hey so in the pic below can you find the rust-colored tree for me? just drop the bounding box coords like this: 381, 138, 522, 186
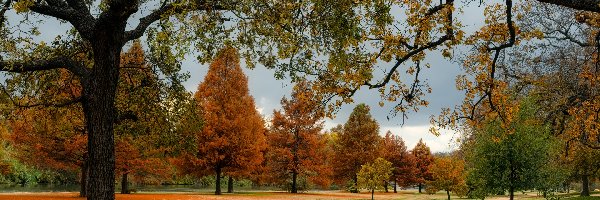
426, 156, 467, 200
333, 104, 381, 192
189, 47, 267, 195
268, 81, 332, 193
412, 139, 434, 193
379, 131, 416, 193
6, 70, 88, 195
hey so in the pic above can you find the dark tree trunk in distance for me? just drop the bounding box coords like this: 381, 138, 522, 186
351, 173, 359, 193
227, 176, 234, 193
371, 189, 374, 200
121, 173, 129, 194
215, 167, 222, 195
384, 181, 388, 193
581, 175, 590, 196
509, 186, 514, 200
393, 181, 397, 193
419, 183, 423, 193
291, 172, 298, 193
446, 190, 450, 200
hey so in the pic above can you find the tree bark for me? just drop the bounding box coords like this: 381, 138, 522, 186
215, 167, 222, 195
393, 181, 397, 193
291, 172, 298, 193
227, 176, 234, 193
509, 186, 514, 200
79, 162, 88, 197
84, 34, 122, 200
121, 173, 129, 194
446, 190, 450, 200
418, 183, 422, 193
581, 175, 590, 196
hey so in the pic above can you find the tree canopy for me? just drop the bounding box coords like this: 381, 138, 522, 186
184, 46, 266, 195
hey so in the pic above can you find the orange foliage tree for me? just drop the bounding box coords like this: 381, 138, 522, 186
268, 81, 332, 193
379, 131, 416, 193
5, 42, 175, 196
6, 68, 87, 194
412, 139, 434, 193
426, 156, 467, 200
187, 47, 267, 195
333, 104, 381, 192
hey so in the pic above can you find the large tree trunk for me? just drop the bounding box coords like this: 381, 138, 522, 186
121, 173, 129, 194
84, 29, 123, 200
581, 175, 590, 196
79, 162, 88, 197
215, 167, 222, 195
227, 176, 234, 193
291, 172, 298, 193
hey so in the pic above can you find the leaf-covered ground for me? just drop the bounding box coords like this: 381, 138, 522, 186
0, 191, 598, 200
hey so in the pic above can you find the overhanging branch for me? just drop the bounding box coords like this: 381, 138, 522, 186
0, 57, 89, 77
123, 0, 227, 42
536, 0, 600, 13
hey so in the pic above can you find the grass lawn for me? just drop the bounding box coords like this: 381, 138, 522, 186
0, 190, 598, 200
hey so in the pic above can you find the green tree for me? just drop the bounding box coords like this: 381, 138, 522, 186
464, 99, 559, 200
333, 104, 380, 192
357, 157, 393, 200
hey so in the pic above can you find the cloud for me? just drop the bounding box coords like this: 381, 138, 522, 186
381, 125, 460, 153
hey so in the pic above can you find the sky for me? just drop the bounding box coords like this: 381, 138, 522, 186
2, 1, 489, 153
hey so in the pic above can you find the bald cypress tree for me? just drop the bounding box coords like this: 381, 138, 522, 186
190, 47, 267, 195
333, 104, 381, 192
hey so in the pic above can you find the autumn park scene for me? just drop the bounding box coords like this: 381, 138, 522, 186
2, 0, 600, 200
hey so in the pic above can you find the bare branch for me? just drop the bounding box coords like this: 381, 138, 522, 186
0, 85, 83, 108
123, 3, 176, 42
123, 0, 228, 42
536, 0, 600, 13
0, 0, 11, 28
0, 57, 89, 77
28, 2, 96, 38
365, 0, 454, 90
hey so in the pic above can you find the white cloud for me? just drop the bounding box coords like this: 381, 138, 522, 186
381, 125, 459, 153
322, 120, 459, 153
